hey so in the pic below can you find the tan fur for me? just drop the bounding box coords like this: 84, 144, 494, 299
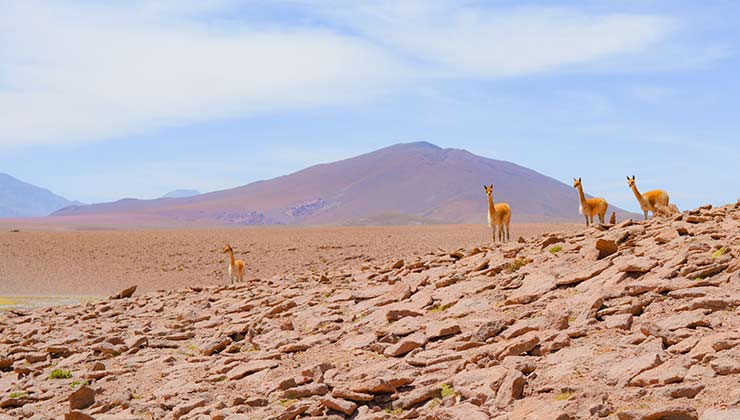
573, 178, 608, 227
627, 176, 670, 220
223, 244, 246, 284
484, 185, 512, 242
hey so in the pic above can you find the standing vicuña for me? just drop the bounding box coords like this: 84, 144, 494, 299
484, 184, 512, 242
627, 175, 670, 220
573, 178, 609, 227
223, 244, 246, 284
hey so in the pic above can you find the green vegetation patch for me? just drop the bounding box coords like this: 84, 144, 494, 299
549, 245, 562, 254
49, 369, 72, 379
504, 257, 533, 274
428, 303, 454, 313
8, 391, 28, 399
440, 383, 456, 398
712, 247, 727, 258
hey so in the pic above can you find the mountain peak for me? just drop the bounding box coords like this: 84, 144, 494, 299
388, 141, 443, 151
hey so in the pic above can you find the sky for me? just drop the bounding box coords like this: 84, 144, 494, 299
1, 0, 739, 213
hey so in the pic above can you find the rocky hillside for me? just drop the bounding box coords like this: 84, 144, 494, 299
2, 204, 740, 420
52, 142, 638, 225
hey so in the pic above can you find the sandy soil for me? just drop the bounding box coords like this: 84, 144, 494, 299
0, 223, 577, 296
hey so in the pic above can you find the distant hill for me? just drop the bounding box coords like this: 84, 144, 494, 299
53, 142, 637, 225
161, 189, 200, 199
0, 173, 75, 217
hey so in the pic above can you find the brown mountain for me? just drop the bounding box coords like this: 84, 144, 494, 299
53, 142, 636, 225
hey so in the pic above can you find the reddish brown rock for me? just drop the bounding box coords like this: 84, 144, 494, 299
69, 385, 95, 410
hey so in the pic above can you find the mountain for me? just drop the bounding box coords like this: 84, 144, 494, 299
0, 173, 75, 217
161, 189, 200, 199
53, 142, 637, 225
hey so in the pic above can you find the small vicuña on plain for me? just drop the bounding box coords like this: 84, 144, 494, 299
484, 184, 512, 242
223, 244, 246, 284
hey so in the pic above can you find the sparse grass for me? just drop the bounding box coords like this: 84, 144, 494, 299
693, 276, 704, 281
428, 303, 454, 313
712, 247, 727, 258
279, 398, 299, 407
440, 383, 455, 398
70, 380, 90, 388
554, 391, 577, 401
384, 407, 404, 415
549, 245, 562, 254
322, 292, 332, 299
49, 369, 72, 379
8, 391, 28, 399
504, 257, 533, 274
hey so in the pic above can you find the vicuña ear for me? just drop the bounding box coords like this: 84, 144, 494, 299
578, 178, 582, 182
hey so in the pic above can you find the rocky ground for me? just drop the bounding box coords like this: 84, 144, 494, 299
2, 205, 740, 419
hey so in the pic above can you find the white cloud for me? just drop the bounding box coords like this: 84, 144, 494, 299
313, 1, 676, 77
0, 0, 681, 148
0, 1, 409, 147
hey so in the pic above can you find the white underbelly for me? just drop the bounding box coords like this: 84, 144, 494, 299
578, 204, 583, 215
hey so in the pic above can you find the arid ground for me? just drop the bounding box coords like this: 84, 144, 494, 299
0, 223, 577, 296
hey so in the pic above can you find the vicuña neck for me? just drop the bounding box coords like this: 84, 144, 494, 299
487, 195, 496, 214
630, 184, 647, 206
576, 185, 587, 205
227, 250, 236, 266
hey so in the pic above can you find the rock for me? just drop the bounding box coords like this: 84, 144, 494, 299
384, 332, 427, 357
556, 260, 610, 286
495, 370, 525, 408
498, 331, 540, 359
69, 385, 95, 410
331, 388, 374, 402
616, 406, 698, 420
201, 336, 232, 356
65, 412, 95, 420
351, 378, 397, 394
701, 409, 740, 420
615, 256, 658, 273
426, 322, 461, 339
629, 358, 688, 387
606, 352, 663, 386
112, 285, 137, 299
227, 360, 279, 380
595, 239, 618, 259
0, 357, 12, 370
172, 398, 208, 419
431, 403, 490, 420
662, 384, 705, 399
605, 314, 633, 330
281, 383, 329, 399
452, 366, 507, 405
657, 310, 710, 331
472, 319, 512, 342
320, 396, 358, 415
385, 306, 423, 322
710, 357, 740, 375
394, 385, 440, 409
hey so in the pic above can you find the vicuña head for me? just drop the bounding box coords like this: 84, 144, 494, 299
483, 183, 512, 243
626, 175, 671, 220
222, 244, 245, 284
627, 175, 636, 188
573, 177, 608, 227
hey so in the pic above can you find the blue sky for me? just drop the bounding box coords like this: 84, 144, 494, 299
1, 0, 739, 212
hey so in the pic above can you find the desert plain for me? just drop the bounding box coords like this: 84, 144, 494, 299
0, 223, 572, 297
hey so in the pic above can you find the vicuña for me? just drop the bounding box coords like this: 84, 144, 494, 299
627, 175, 670, 220
573, 177, 609, 227
484, 184, 512, 242
223, 244, 246, 284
